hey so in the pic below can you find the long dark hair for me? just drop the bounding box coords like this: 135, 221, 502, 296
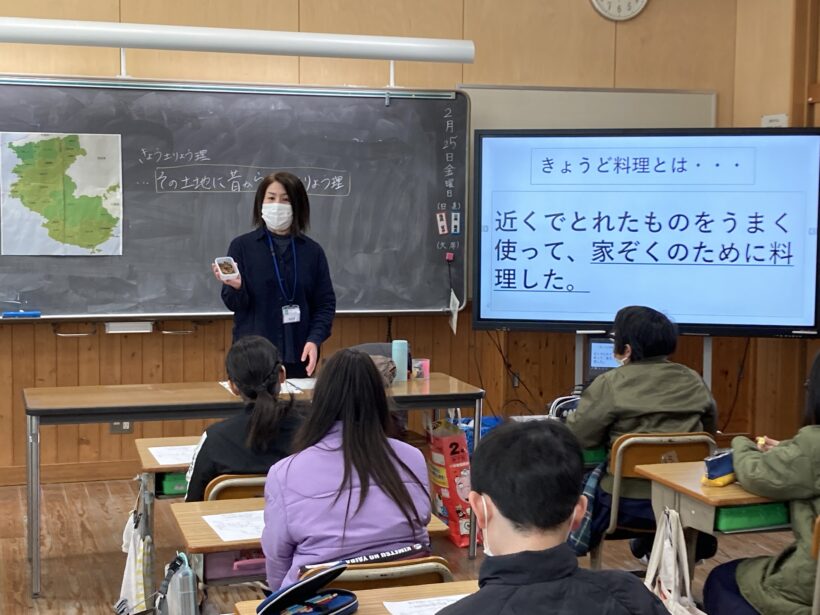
292, 349, 426, 534
805, 351, 820, 426
252, 171, 310, 235
225, 335, 291, 453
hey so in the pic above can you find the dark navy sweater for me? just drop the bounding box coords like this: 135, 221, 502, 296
221, 227, 336, 370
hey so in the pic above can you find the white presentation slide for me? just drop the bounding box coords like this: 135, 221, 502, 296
476, 132, 820, 329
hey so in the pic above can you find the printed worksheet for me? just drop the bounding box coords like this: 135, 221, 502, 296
147, 445, 197, 466
202, 510, 264, 542
383, 595, 468, 615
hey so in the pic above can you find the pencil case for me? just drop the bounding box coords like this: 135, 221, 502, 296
704, 449, 734, 480
257, 563, 358, 615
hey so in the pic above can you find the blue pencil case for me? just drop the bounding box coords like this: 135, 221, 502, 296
257, 563, 358, 614
704, 449, 734, 480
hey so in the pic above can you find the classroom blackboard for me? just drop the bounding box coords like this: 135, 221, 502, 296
0, 77, 468, 318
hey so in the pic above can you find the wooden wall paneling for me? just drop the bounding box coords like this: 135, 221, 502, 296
55, 326, 80, 464
733, 0, 795, 127
121, 0, 301, 84
77, 328, 102, 462
98, 328, 123, 461
139, 328, 165, 439
32, 323, 57, 466
711, 337, 756, 436
462, 0, 615, 87
506, 331, 575, 416
410, 316, 434, 364
357, 315, 388, 347
669, 335, 704, 375
789, 0, 817, 126
299, 0, 463, 89
161, 323, 186, 437
0, 0, 120, 77
118, 333, 144, 457
753, 337, 806, 440
182, 323, 206, 436
0, 326, 12, 468
614, 0, 737, 127
430, 315, 454, 379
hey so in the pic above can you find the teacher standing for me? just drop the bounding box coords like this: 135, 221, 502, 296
214, 172, 336, 377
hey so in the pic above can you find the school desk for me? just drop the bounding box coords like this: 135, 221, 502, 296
233, 579, 480, 614
134, 435, 202, 599
170, 498, 449, 586
24, 373, 484, 596
635, 461, 787, 579
171, 497, 449, 553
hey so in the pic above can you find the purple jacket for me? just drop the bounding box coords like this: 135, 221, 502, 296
262, 422, 431, 588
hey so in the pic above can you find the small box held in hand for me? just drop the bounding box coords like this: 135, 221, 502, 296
214, 256, 239, 280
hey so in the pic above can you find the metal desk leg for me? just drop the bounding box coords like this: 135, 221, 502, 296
140, 472, 157, 605
683, 527, 698, 584
28, 414, 41, 597
468, 398, 483, 559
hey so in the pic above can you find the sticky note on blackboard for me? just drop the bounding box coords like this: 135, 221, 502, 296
436, 212, 449, 235
451, 212, 461, 235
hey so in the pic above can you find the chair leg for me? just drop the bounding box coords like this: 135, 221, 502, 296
589, 542, 603, 570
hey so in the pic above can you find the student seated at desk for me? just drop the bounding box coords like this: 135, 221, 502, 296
185, 336, 303, 501
439, 420, 667, 615
566, 305, 717, 559
261, 349, 431, 589
703, 352, 820, 615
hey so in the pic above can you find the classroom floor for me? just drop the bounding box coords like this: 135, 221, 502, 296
0, 480, 793, 614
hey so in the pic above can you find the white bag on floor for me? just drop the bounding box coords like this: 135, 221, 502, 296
643, 508, 706, 615
116, 508, 149, 614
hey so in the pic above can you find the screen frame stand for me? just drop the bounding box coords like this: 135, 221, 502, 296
703, 336, 713, 391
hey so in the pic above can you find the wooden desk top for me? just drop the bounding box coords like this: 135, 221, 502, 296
234, 579, 479, 615
134, 436, 201, 473
635, 461, 771, 507
24, 381, 243, 414
171, 498, 449, 554
24, 373, 483, 416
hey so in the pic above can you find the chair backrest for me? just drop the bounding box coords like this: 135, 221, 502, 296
608, 432, 716, 479
300, 556, 453, 591
204, 474, 266, 501
603, 432, 716, 537
813, 515, 820, 561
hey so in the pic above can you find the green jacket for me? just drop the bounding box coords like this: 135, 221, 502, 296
566, 357, 716, 499
733, 426, 820, 615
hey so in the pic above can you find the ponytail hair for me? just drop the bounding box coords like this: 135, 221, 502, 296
225, 335, 291, 453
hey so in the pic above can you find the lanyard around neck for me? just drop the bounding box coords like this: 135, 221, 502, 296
266, 232, 297, 303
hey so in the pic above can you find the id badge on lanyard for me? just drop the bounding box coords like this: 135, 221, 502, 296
268, 233, 299, 323
282, 304, 301, 323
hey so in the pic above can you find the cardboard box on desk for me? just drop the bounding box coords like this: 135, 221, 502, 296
427, 421, 476, 548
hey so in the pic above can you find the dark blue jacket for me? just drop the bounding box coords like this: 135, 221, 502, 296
221, 227, 336, 365
438, 544, 668, 615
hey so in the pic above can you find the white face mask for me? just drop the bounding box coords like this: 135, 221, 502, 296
482, 495, 494, 557
261, 202, 293, 233
616, 356, 629, 367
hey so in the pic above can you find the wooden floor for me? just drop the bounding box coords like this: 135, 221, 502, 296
0, 480, 793, 614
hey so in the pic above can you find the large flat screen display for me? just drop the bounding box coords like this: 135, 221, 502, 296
473, 129, 820, 336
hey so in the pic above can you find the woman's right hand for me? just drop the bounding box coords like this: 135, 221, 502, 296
211, 262, 242, 290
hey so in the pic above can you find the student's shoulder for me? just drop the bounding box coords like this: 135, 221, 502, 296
388, 437, 426, 462
204, 413, 247, 440
575, 568, 665, 613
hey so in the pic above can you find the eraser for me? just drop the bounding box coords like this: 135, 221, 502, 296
445, 252, 455, 262
2, 310, 41, 318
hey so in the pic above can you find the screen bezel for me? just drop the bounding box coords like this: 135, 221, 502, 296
472, 127, 820, 337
